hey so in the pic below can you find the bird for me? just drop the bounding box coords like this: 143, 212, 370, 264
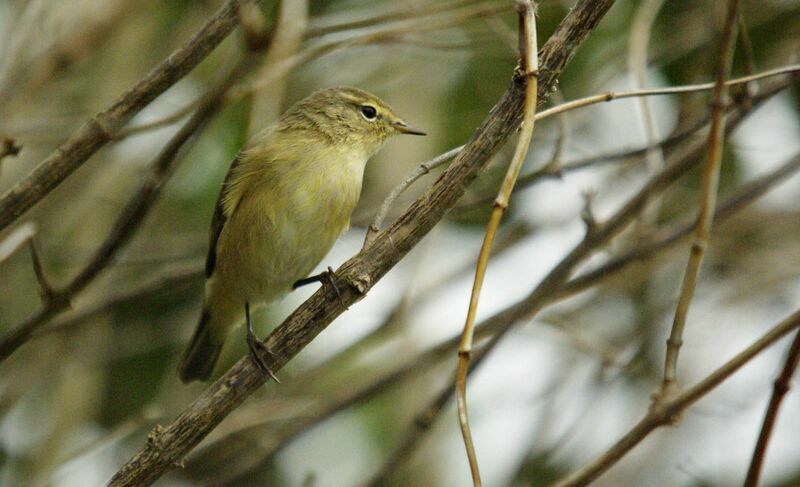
178, 86, 425, 383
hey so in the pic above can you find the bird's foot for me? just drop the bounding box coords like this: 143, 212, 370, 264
293, 266, 348, 310
246, 329, 280, 383
244, 301, 279, 383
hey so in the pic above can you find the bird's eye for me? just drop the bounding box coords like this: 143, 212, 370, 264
360, 105, 377, 121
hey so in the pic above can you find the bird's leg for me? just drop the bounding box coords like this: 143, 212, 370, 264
293, 266, 348, 310
245, 302, 280, 383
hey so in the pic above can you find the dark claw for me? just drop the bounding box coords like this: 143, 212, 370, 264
293, 267, 349, 311
293, 274, 318, 289
245, 302, 280, 383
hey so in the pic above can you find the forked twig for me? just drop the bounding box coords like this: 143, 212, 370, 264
455, 1, 538, 485
363, 146, 462, 247
555, 309, 800, 487
368, 64, 800, 231
0, 0, 245, 234
657, 0, 741, 404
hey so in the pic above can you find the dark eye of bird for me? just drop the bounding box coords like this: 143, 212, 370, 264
360, 105, 377, 120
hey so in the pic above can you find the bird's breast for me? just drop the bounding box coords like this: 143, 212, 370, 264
215, 149, 368, 303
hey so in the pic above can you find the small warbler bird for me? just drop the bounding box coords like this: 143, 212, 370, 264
178, 87, 425, 383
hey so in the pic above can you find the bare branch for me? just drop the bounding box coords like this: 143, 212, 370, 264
0, 58, 255, 362
456, 2, 538, 484
554, 309, 800, 487
658, 0, 741, 403
378, 65, 800, 222
0, 0, 244, 233
107, 1, 618, 484
27, 239, 55, 301
364, 146, 462, 247
362, 78, 793, 485
744, 329, 800, 486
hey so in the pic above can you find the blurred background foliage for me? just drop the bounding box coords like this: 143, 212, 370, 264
0, 0, 799, 485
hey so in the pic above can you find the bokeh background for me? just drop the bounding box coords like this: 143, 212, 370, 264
1, 0, 799, 485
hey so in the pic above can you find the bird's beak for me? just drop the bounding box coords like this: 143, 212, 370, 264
394, 120, 426, 136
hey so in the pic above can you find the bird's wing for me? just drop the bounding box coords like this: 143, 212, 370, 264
205, 154, 243, 278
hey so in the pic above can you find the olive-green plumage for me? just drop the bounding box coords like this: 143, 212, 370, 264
179, 87, 424, 382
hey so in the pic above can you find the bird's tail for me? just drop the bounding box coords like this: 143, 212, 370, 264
178, 309, 223, 383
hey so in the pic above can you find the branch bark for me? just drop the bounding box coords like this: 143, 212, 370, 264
554, 308, 800, 487
456, 3, 539, 484
659, 0, 741, 400
0, 59, 253, 362
0, 0, 243, 234
107, 1, 618, 485
357, 76, 794, 485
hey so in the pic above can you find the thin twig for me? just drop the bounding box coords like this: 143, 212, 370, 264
27, 238, 55, 300
456, 2, 538, 485
554, 309, 800, 487
628, 0, 666, 231
374, 65, 800, 225
107, 2, 617, 484
305, 0, 491, 38
658, 0, 741, 403
0, 0, 244, 234
362, 78, 793, 485
533, 65, 798, 121
118, 2, 513, 141
364, 146, 462, 247
564, 151, 800, 297
211, 146, 800, 485
744, 329, 800, 486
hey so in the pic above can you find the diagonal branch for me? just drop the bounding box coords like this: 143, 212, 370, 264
367, 64, 800, 230
133, 144, 800, 485
744, 329, 800, 486
0, 0, 244, 234
0, 57, 257, 362
555, 309, 800, 487
358, 78, 794, 485
107, 1, 618, 485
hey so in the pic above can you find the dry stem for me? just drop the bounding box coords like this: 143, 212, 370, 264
362, 80, 794, 485
0, 57, 260, 362
659, 0, 741, 402
555, 309, 800, 487
455, 2, 538, 484
369, 64, 800, 231
106, 1, 617, 484
0, 0, 245, 233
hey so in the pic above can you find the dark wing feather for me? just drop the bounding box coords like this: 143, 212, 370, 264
205, 154, 243, 277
